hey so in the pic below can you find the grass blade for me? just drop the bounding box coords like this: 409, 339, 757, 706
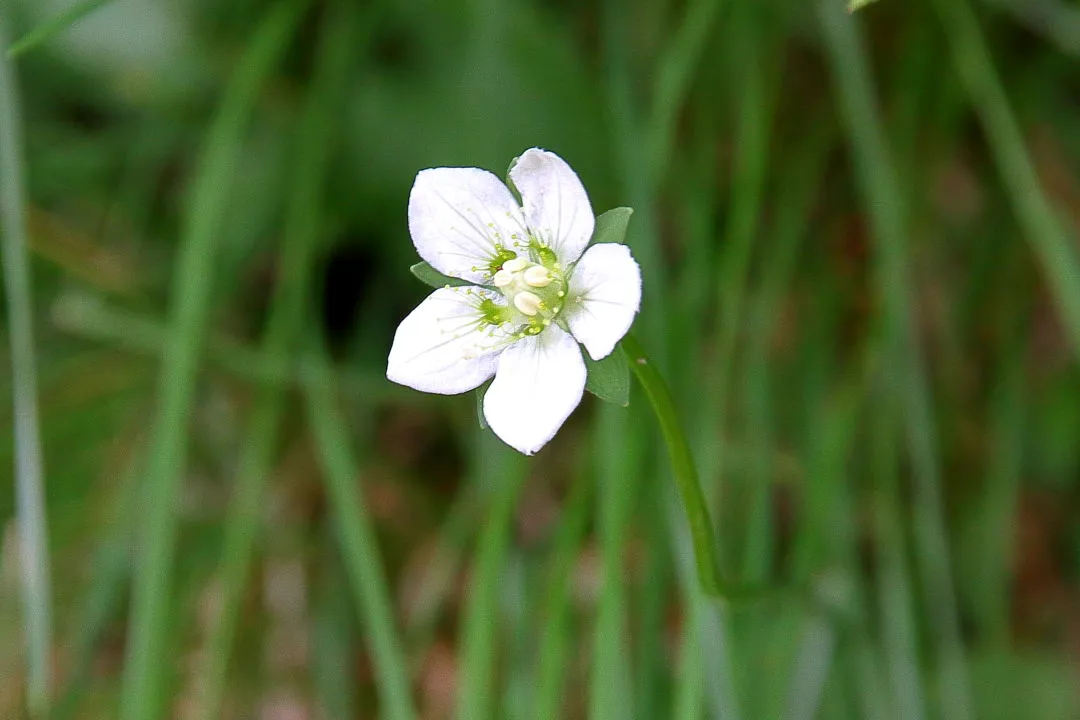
0, 17, 52, 717
402, 485, 484, 647
792, 339, 886, 720
648, 0, 724, 182
871, 384, 927, 720
532, 474, 591, 720
783, 610, 837, 720
846, 635, 892, 720
969, 338, 1026, 647
304, 342, 418, 720
669, 485, 741, 720
711, 7, 777, 558
930, 0, 1080, 358
588, 409, 637, 720
6, 0, 112, 58
53, 449, 142, 719
455, 433, 528, 720
117, 4, 306, 718
192, 2, 352, 715
51, 292, 392, 400
311, 525, 360, 720
817, 2, 972, 718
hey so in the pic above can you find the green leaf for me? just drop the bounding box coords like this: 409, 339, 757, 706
410, 261, 471, 289
847, 0, 880, 11
591, 207, 634, 245
585, 350, 630, 406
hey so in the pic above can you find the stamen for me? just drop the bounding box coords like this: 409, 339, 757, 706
523, 265, 552, 287
493, 269, 514, 287
503, 257, 527, 273
514, 291, 543, 316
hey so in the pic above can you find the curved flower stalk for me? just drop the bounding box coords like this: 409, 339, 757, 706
387, 148, 642, 455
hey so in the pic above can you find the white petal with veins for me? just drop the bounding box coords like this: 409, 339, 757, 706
409, 167, 528, 284
386, 286, 511, 394
483, 325, 586, 455
564, 243, 641, 360
509, 148, 594, 265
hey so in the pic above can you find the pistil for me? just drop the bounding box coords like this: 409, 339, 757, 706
492, 255, 565, 329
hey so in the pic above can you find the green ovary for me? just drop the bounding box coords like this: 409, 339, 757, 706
491, 256, 567, 334
486, 247, 519, 276
477, 296, 513, 327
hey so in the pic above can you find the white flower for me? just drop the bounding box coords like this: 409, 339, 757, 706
386, 148, 642, 455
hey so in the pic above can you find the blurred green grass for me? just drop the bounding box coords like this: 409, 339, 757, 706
3, 0, 1080, 717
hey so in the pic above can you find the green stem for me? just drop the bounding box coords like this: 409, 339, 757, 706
620, 334, 726, 598
623, 334, 825, 604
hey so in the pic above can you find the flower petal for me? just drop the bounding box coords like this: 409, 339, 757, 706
409, 167, 529, 284
509, 148, 594, 266
387, 286, 512, 394
564, 243, 642, 360
483, 325, 586, 455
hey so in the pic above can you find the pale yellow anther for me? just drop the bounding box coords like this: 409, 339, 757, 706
514, 291, 543, 316
493, 269, 514, 287
502, 257, 527, 273
523, 265, 552, 287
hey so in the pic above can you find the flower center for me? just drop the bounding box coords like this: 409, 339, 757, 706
491, 256, 566, 335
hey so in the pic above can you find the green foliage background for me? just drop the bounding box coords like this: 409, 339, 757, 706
2, 0, 1080, 717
